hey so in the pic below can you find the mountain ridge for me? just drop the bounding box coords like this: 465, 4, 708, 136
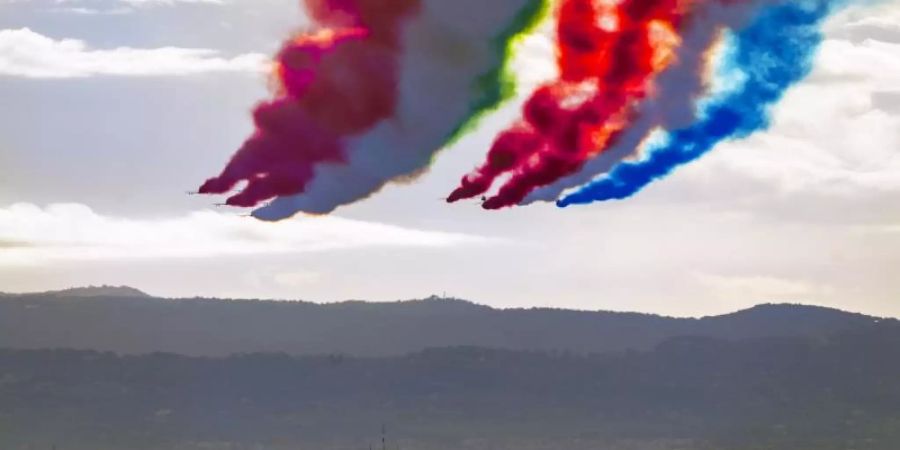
0, 285, 884, 320
1, 285, 150, 299
0, 288, 889, 357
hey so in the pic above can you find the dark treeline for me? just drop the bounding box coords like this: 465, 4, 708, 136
1, 322, 899, 450
0, 291, 887, 356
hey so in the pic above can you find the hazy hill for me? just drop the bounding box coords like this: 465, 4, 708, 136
0, 288, 887, 357
1, 323, 898, 450
1, 285, 150, 298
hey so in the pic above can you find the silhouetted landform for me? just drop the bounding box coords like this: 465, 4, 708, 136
2, 285, 150, 299
0, 289, 890, 357
1, 322, 898, 450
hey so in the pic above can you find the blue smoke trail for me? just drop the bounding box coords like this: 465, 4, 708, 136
557, 0, 847, 207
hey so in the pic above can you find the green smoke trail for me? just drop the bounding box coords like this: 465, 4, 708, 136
444, 0, 552, 145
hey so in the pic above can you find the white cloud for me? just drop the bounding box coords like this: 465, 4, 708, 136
0, 203, 494, 266
121, 0, 224, 4
663, 1, 900, 211
0, 28, 268, 78
693, 272, 834, 305
0, 0, 224, 5
0, 0, 223, 15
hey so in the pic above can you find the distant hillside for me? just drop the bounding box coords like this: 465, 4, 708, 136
2, 323, 898, 450
0, 290, 888, 357
2, 285, 150, 299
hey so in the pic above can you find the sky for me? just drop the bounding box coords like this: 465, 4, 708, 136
1, 0, 899, 318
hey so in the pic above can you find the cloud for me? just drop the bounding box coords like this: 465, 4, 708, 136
637, 1, 900, 221
1, 0, 224, 5
1, 0, 228, 15
0, 203, 495, 266
120, 0, 224, 5
693, 272, 834, 304
0, 28, 267, 78
824, 1, 900, 44
0, 239, 32, 249
699, 35, 900, 195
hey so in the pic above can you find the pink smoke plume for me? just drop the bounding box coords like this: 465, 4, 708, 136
198, 0, 420, 208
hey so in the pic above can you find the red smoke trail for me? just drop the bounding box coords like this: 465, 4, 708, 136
447, 0, 690, 209
198, 0, 419, 207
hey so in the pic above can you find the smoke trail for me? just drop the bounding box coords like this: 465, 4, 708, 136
447, 0, 690, 209
198, 0, 418, 208
445, 0, 551, 143
521, 0, 771, 205
252, 0, 550, 220
200, 0, 549, 220
558, 0, 847, 207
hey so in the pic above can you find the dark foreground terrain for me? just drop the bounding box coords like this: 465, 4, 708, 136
0, 288, 898, 450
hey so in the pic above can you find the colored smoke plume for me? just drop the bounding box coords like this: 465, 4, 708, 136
522, 0, 772, 205
196, 0, 858, 217
198, 0, 419, 208
559, 0, 847, 206
199, 0, 549, 220
447, 0, 690, 209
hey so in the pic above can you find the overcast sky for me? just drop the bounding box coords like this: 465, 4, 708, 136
1, 0, 899, 317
